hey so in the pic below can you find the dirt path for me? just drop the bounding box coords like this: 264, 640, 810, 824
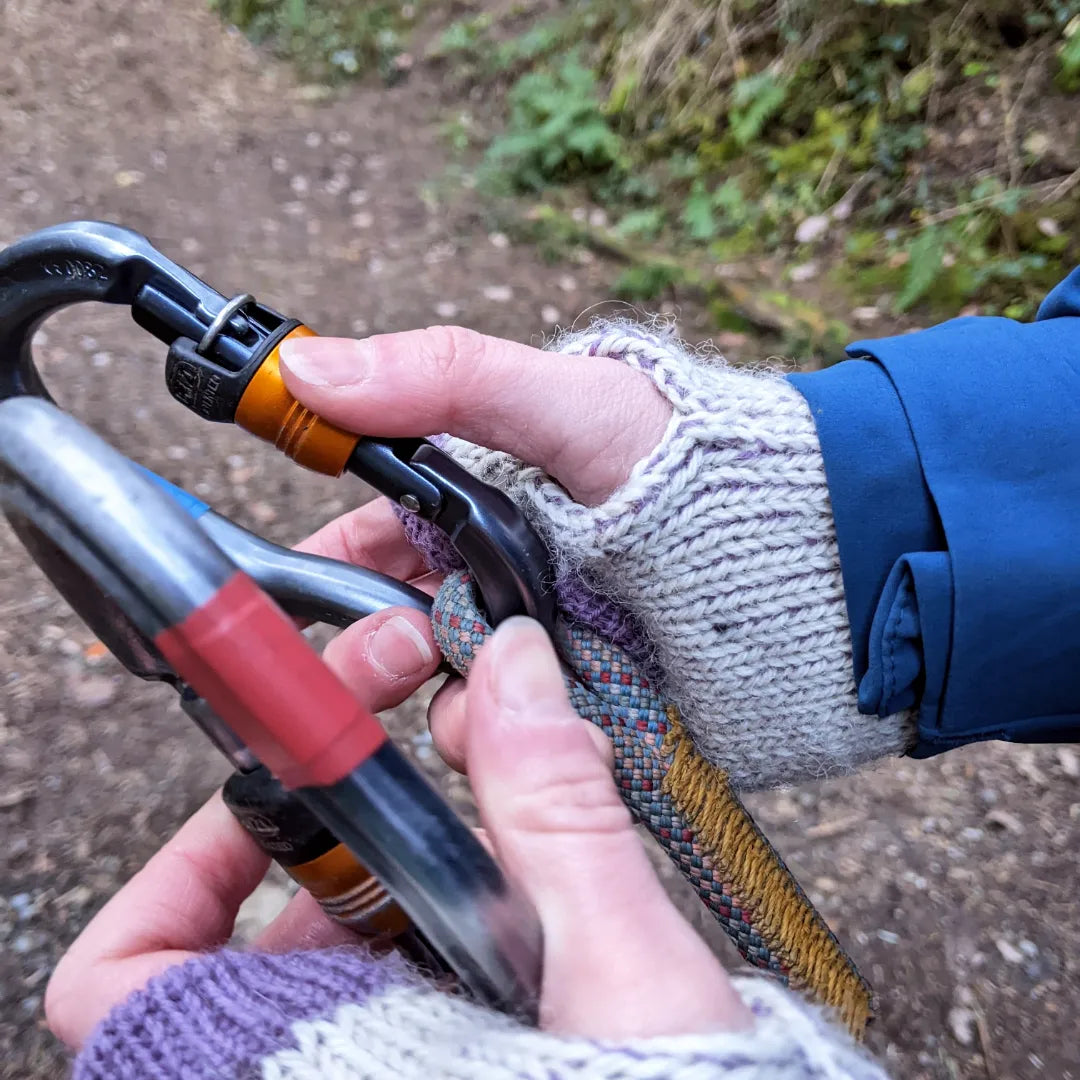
1, 4, 1078, 1078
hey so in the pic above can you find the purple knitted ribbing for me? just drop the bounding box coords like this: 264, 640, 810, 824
74, 947, 412, 1080
394, 502, 653, 666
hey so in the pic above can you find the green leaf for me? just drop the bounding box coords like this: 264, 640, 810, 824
616, 208, 664, 240
729, 73, 788, 147
895, 226, 946, 312
682, 180, 717, 241
286, 0, 306, 31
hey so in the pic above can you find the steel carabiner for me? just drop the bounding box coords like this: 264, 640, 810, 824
0, 394, 542, 1018
0, 220, 556, 635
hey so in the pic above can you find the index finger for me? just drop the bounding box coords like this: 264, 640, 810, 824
295, 495, 429, 583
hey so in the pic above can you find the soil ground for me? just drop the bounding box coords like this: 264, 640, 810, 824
1, 3, 1078, 1078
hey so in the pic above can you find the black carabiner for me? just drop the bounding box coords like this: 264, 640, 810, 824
0, 220, 556, 635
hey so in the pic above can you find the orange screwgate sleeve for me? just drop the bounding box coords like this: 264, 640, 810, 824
235, 325, 360, 476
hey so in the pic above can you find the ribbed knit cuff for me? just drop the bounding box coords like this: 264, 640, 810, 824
261, 975, 889, 1080
417, 320, 915, 789
73, 947, 415, 1080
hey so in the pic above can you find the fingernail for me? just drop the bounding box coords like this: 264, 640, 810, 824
486, 617, 571, 718
367, 615, 434, 679
278, 337, 373, 387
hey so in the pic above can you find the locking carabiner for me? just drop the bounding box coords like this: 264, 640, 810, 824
0, 220, 556, 635
0, 395, 542, 1018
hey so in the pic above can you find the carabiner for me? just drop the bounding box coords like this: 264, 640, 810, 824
0, 221, 556, 635
0, 395, 542, 1018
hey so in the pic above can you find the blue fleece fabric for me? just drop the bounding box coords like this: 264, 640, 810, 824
788, 267, 1080, 755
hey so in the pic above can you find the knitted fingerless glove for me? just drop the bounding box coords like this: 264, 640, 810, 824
402, 321, 916, 790
73, 946, 889, 1080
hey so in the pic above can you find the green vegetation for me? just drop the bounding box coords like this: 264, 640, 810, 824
214, 0, 1080, 348
210, 0, 423, 83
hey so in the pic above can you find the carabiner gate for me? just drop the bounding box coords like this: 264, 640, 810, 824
0, 220, 556, 634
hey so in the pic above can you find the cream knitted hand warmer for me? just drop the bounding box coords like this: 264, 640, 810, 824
435, 322, 915, 790
263, 975, 888, 1080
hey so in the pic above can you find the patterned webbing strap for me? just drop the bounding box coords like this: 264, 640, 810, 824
432, 571, 873, 1037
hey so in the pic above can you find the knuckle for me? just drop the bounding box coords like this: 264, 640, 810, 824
505, 772, 633, 840
415, 326, 492, 420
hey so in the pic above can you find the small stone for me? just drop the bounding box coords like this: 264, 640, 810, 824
488, 232, 509, 249
948, 1006, 975, 1046
71, 675, 117, 709
876, 929, 900, 945
114, 170, 144, 188
9, 893, 35, 920
540, 305, 561, 325
348, 189, 369, 206
435, 301, 459, 319
558, 275, 578, 292
271, 154, 289, 174
588, 208, 608, 228
852, 306, 880, 325
995, 937, 1024, 964
571, 207, 587, 223
166, 444, 189, 461
985, 809, 1023, 834
249, 502, 278, 526
961, 826, 985, 842
795, 214, 830, 244
1057, 747, 1079, 778
56, 885, 93, 909
290, 175, 310, 196
330, 130, 352, 147
392, 52, 414, 72
91, 351, 112, 369
482, 285, 513, 302
1037, 217, 1061, 238
351, 211, 374, 229
0, 785, 33, 809
304, 131, 323, 148
1019, 939, 1039, 958
351, 318, 369, 335
1024, 131, 1051, 158
790, 261, 819, 282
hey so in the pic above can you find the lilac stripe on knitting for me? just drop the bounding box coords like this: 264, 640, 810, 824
395, 501, 655, 667
74, 947, 412, 1080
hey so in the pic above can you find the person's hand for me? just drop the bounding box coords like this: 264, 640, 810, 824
44, 601, 442, 1050
278, 325, 673, 738
46, 613, 751, 1050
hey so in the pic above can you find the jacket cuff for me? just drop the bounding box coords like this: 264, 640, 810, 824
789, 293, 1080, 754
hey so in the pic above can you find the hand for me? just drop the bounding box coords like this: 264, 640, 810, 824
45, 600, 442, 1050
278, 325, 673, 742
46, 616, 750, 1050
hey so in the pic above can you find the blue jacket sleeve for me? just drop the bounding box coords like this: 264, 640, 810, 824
788, 267, 1080, 756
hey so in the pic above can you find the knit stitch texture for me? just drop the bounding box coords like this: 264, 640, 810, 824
75, 944, 889, 1079
402, 321, 915, 789
262, 973, 887, 1080
73, 947, 412, 1080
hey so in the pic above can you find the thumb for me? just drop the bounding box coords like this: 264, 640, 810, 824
466, 618, 751, 1039
278, 327, 670, 506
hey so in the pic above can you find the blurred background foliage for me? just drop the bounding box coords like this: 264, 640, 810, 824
213, 0, 1080, 345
